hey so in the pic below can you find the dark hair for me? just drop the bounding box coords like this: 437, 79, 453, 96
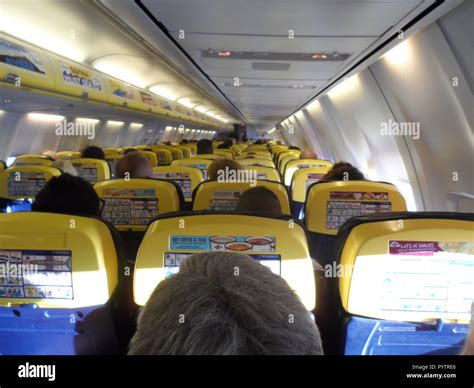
32, 174, 100, 216
236, 186, 282, 214
197, 139, 213, 155
128, 252, 323, 355
320, 162, 366, 182
82, 146, 105, 160
180, 139, 189, 145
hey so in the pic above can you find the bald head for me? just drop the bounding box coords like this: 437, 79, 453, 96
115, 152, 153, 179
299, 150, 317, 159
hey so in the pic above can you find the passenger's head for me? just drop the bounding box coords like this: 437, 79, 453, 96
236, 186, 282, 214
42, 150, 57, 160
180, 139, 189, 145
82, 146, 105, 160
207, 159, 243, 181
115, 152, 153, 179
32, 174, 100, 216
162, 141, 172, 146
319, 162, 365, 182
128, 252, 323, 355
217, 139, 233, 149
299, 150, 317, 159
197, 139, 213, 155
51, 159, 78, 176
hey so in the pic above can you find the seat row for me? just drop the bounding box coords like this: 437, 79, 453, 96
0, 210, 471, 355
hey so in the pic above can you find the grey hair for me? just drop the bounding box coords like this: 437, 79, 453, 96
128, 252, 323, 355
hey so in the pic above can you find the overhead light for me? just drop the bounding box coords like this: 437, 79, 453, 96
381, 39, 412, 67
327, 75, 360, 98
108, 120, 124, 126
177, 98, 199, 109
76, 117, 100, 123
191, 129, 196, 132
27, 113, 65, 122
217, 51, 232, 57
3, 100, 12, 104
130, 123, 143, 129
149, 85, 178, 101
165, 126, 173, 131
312, 53, 328, 59
93, 62, 147, 89
194, 105, 210, 113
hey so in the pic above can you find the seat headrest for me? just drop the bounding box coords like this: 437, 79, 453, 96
0, 212, 119, 308
134, 211, 315, 310
336, 211, 474, 323
94, 178, 182, 231
305, 180, 407, 235
0, 165, 61, 200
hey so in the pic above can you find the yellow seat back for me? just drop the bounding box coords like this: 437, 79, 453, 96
193, 153, 220, 160
284, 159, 333, 186
278, 154, 300, 173
177, 146, 192, 159
172, 158, 213, 179
243, 166, 281, 183
193, 180, 291, 214
0, 212, 118, 308
104, 154, 123, 178
133, 213, 315, 310
94, 178, 182, 231
56, 151, 82, 160
13, 155, 53, 167
71, 158, 110, 184
152, 166, 204, 202
138, 151, 158, 167
291, 166, 332, 203
305, 181, 407, 235
240, 152, 273, 161
235, 158, 276, 169
275, 149, 301, 168
214, 149, 234, 159
0, 166, 61, 200
338, 212, 474, 323
150, 147, 173, 165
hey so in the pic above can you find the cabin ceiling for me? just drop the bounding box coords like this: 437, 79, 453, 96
0, 0, 454, 131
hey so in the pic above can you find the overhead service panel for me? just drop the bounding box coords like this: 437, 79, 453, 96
0, 33, 230, 129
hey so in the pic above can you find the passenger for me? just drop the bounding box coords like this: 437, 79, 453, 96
319, 162, 365, 181
32, 173, 100, 216
82, 146, 105, 160
162, 141, 172, 146
207, 159, 243, 181
196, 139, 214, 155
51, 159, 78, 176
180, 139, 189, 145
299, 150, 318, 159
115, 152, 152, 179
217, 139, 233, 149
42, 150, 57, 160
128, 252, 323, 355
235, 186, 282, 215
